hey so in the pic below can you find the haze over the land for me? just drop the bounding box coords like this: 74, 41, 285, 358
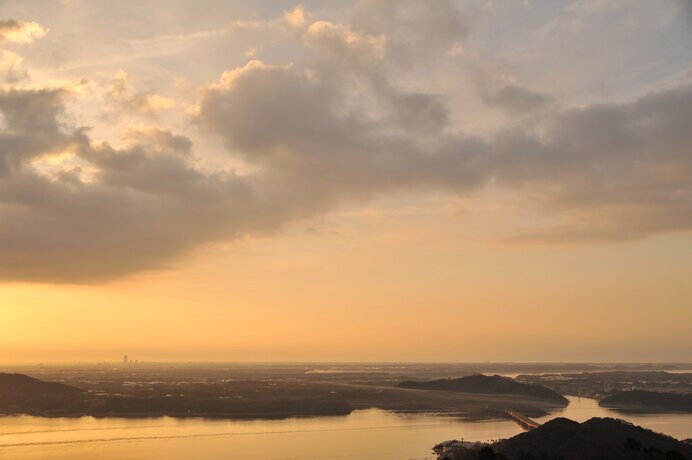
0, 1, 690, 363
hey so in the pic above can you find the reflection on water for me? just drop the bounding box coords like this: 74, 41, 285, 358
0, 397, 689, 460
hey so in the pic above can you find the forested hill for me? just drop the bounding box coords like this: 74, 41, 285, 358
399, 374, 568, 403
600, 390, 692, 412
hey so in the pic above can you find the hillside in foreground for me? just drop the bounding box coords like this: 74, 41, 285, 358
437, 417, 692, 460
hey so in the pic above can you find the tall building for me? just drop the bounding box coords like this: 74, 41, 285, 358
123, 355, 128, 364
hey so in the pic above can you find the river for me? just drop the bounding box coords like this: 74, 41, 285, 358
0, 397, 689, 459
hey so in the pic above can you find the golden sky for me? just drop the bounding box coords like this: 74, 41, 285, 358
0, 1, 690, 363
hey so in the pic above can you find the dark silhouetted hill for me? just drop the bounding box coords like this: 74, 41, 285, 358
0, 373, 86, 414
440, 417, 692, 459
399, 374, 568, 404
495, 417, 692, 460
600, 390, 692, 412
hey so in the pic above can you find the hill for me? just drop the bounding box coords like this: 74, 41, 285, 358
496, 417, 692, 460
600, 390, 692, 412
438, 417, 692, 460
398, 374, 568, 404
0, 373, 86, 415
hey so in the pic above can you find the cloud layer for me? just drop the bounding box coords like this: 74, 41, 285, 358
1, 1, 691, 282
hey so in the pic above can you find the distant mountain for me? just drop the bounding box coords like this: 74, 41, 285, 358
0, 373, 86, 414
398, 374, 568, 403
438, 417, 692, 460
600, 390, 692, 412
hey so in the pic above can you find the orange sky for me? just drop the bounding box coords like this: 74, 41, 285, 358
0, 2, 691, 364
2, 194, 690, 363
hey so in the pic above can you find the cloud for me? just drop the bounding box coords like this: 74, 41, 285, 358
0, 56, 470, 282
0, 19, 47, 44
0, 87, 270, 283
106, 71, 176, 115
283, 5, 306, 29
493, 82, 692, 241
196, 55, 692, 243
120, 127, 193, 157
304, 20, 386, 61
478, 82, 554, 115
0, 87, 72, 176
231, 5, 308, 32
351, 0, 473, 66
195, 59, 469, 201
0, 50, 28, 83
1, 3, 691, 283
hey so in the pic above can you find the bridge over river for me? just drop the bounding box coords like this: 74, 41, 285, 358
506, 411, 541, 431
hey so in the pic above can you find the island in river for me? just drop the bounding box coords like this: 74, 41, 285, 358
398, 374, 568, 404
600, 390, 692, 413
517, 370, 692, 413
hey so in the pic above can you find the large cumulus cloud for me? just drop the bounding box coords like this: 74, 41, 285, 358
196, 56, 692, 242
0, 88, 277, 282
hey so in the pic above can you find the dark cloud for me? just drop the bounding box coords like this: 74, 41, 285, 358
0, 88, 71, 176
351, 0, 472, 66
0, 89, 275, 283
196, 61, 481, 204
197, 57, 692, 243
492, 83, 692, 241
0, 19, 21, 35
3, 69, 689, 283
479, 83, 554, 115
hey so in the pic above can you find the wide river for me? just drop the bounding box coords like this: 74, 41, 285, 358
0, 397, 690, 460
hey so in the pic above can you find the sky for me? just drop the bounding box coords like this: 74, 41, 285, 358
0, 0, 690, 363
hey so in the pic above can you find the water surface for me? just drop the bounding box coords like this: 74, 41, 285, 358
0, 410, 521, 460
0, 397, 690, 459
535, 396, 692, 439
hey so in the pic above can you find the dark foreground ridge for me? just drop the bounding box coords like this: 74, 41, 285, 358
436, 417, 692, 460
399, 374, 568, 404
600, 390, 692, 413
